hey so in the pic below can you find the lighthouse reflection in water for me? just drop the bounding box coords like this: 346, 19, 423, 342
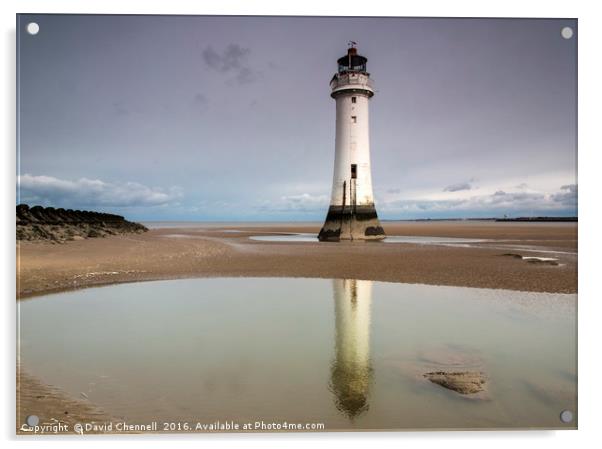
330, 279, 374, 418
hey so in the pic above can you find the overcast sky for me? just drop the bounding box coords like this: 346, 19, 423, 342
17, 15, 577, 221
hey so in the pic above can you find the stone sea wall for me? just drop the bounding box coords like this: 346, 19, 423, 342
16, 204, 148, 242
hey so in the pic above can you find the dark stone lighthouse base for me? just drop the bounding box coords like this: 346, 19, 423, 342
318, 204, 386, 242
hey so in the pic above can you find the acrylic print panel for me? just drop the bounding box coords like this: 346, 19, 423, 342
16, 14, 577, 434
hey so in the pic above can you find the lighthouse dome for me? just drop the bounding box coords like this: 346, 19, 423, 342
337, 47, 368, 73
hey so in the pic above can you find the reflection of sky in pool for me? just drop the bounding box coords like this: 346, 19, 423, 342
19, 278, 576, 430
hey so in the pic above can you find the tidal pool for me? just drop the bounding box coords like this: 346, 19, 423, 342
18, 278, 576, 430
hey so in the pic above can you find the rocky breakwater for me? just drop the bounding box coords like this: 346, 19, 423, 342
16, 204, 148, 243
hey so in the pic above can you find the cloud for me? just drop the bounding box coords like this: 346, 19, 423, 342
191, 93, 209, 113
443, 181, 473, 192
551, 184, 577, 206
278, 193, 329, 210
202, 44, 257, 84
487, 190, 546, 205
202, 44, 249, 71
386, 188, 401, 194
111, 101, 129, 116
192, 93, 208, 106
379, 184, 577, 217
17, 174, 182, 209
255, 193, 329, 214
561, 184, 577, 192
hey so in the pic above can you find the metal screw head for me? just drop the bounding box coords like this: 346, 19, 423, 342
561, 26, 574, 40
25, 415, 39, 427
559, 409, 573, 423
26, 22, 40, 35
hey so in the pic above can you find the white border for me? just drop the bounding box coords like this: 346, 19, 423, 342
3, 1, 601, 448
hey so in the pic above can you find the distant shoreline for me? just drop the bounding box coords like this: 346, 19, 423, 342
494, 217, 577, 222
140, 217, 578, 227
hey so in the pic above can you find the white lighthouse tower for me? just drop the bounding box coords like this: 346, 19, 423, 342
319, 44, 385, 242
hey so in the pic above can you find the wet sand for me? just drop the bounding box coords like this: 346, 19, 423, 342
16, 221, 577, 433
17, 369, 117, 434
17, 221, 577, 299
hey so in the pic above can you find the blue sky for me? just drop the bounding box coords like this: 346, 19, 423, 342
17, 15, 577, 221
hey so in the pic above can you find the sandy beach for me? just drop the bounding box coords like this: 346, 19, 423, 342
17, 221, 577, 299
17, 370, 116, 434
16, 220, 577, 432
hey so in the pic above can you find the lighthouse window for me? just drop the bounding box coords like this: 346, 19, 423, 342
351, 116, 357, 123
351, 97, 357, 103
351, 164, 357, 179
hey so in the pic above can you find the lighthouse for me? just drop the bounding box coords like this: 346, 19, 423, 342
318, 44, 385, 242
